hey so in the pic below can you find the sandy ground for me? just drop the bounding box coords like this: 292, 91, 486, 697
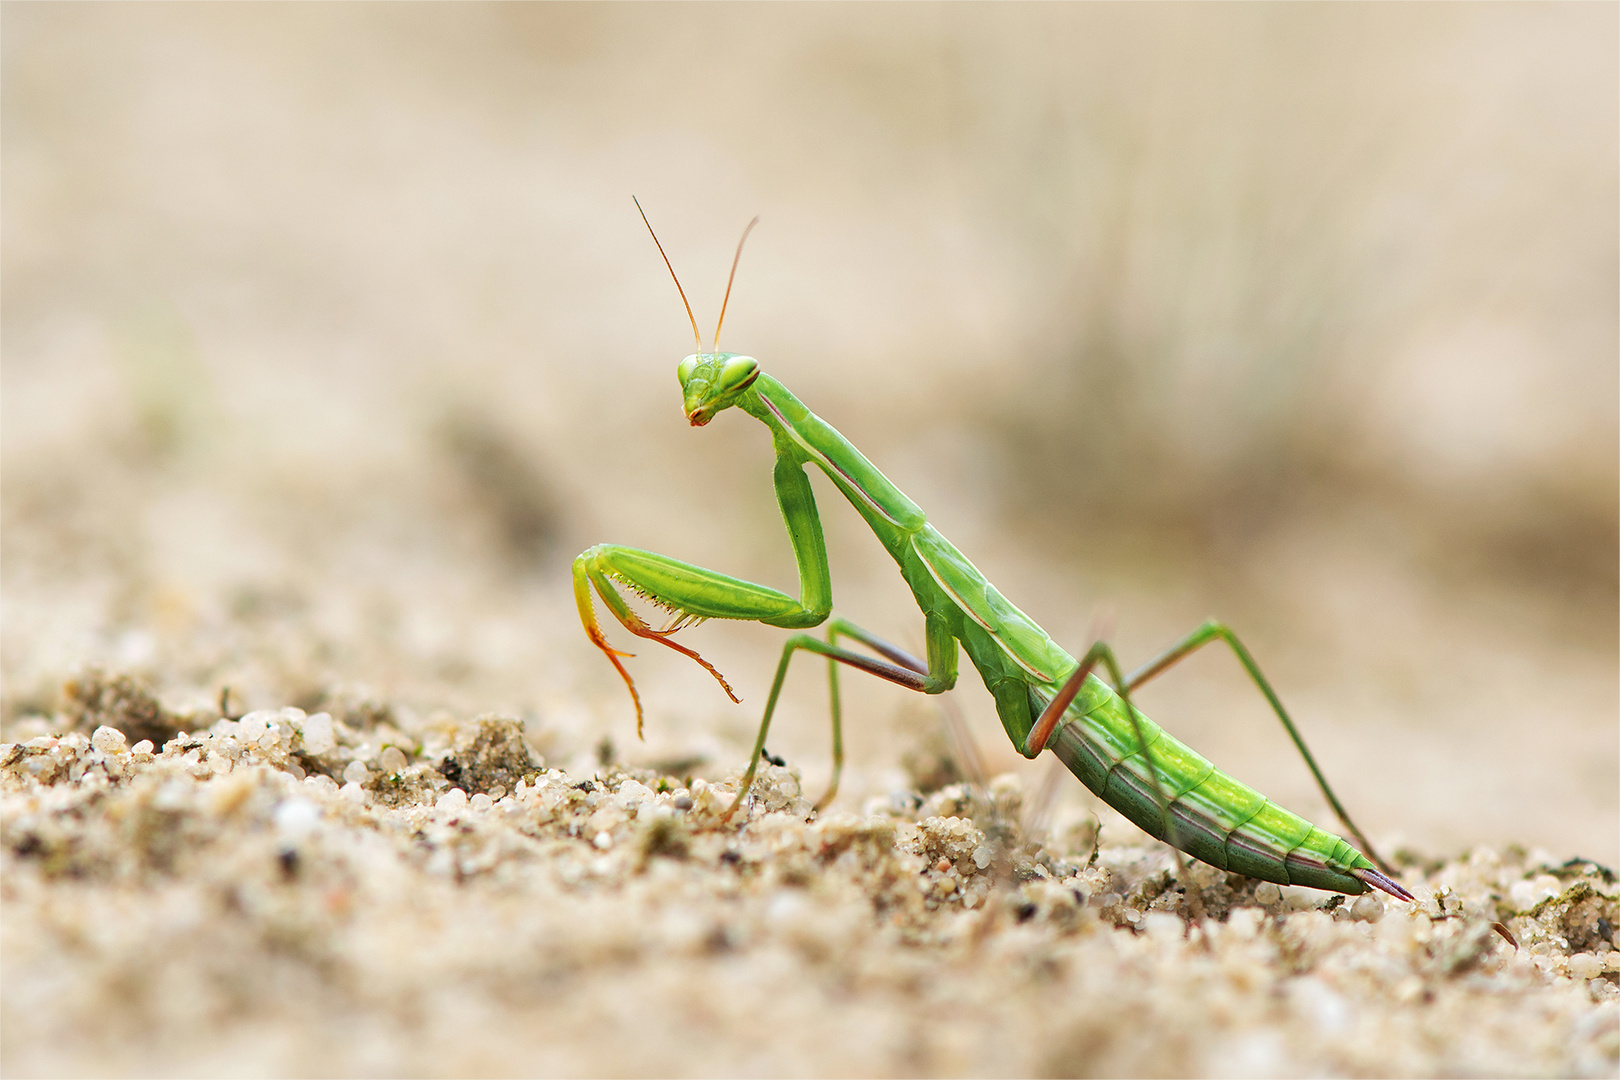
3, 6, 1617, 1077
2, 690, 1617, 1076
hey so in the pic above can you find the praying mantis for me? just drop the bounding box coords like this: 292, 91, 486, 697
574, 204, 1413, 901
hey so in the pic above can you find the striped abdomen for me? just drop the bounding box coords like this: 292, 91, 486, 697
1046, 677, 1377, 894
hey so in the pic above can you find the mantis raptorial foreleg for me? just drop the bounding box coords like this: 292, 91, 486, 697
573, 452, 833, 737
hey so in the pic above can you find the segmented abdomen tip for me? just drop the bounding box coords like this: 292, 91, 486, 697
1352, 866, 1416, 903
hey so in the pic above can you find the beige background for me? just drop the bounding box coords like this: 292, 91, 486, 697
4, 4, 1615, 863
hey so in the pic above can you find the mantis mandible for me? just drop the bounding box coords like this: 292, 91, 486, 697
574, 203, 1413, 901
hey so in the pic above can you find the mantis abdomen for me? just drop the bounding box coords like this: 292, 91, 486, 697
1046, 684, 1376, 894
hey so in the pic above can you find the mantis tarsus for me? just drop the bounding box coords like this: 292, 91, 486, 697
574, 204, 1414, 902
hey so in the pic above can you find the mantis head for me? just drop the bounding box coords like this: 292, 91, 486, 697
633, 198, 763, 427
678, 352, 759, 426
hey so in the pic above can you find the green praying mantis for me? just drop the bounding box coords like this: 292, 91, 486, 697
574, 204, 1413, 902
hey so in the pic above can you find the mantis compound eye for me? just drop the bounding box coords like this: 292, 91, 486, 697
677, 355, 698, 386
716, 355, 759, 394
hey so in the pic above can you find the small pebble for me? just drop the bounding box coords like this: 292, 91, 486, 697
1350, 894, 1385, 923
1143, 912, 1183, 941
1509, 876, 1562, 912
470, 793, 493, 811
1255, 882, 1282, 906
90, 726, 127, 755
1226, 907, 1264, 939
339, 781, 367, 804
274, 798, 321, 840
302, 713, 336, 756
436, 788, 468, 812
1566, 953, 1603, 980
342, 760, 371, 785
1289, 977, 1351, 1035
972, 844, 994, 870
766, 890, 809, 926
377, 746, 408, 774
672, 794, 693, 811
593, 831, 613, 850
237, 712, 272, 743
130, 740, 155, 755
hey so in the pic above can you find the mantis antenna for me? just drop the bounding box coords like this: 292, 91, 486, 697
633, 196, 702, 355
714, 215, 760, 353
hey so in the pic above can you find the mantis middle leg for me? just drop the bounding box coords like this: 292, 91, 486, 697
725, 613, 958, 821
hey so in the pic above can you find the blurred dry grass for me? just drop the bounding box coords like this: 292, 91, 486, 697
3, 5, 1615, 861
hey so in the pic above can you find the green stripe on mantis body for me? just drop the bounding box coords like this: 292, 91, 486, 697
748, 386, 924, 532
911, 527, 1070, 683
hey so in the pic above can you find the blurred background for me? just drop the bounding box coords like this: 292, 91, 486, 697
3, 4, 1614, 861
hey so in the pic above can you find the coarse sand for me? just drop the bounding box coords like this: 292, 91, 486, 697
2, 678, 1615, 1077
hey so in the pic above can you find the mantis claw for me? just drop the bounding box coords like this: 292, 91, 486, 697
583, 623, 646, 739
574, 548, 742, 742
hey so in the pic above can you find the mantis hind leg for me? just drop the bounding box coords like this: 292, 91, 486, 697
1119, 619, 1397, 877
1027, 619, 1396, 879
725, 616, 954, 822
1023, 638, 1194, 875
